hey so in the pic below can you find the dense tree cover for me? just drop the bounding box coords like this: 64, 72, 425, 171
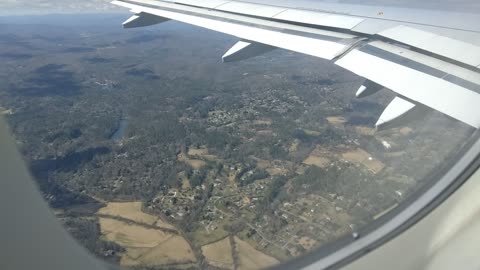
189, 169, 207, 188
236, 168, 269, 186
265, 175, 289, 204
204, 129, 241, 151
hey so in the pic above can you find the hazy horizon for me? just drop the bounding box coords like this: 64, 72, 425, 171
2, 0, 479, 16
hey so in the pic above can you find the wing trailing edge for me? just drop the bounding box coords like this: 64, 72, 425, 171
111, 0, 480, 129
222, 41, 276, 62
123, 12, 169, 28
356, 80, 384, 98
376, 97, 416, 129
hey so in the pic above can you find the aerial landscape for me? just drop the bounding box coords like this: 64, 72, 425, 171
0, 13, 474, 270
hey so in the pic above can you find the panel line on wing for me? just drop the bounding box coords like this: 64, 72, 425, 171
118, 0, 350, 43
378, 25, 480, 68
112, 0, 348, 60
112, 0, 480, 128
336, 49, 480, 128
222, 41, 276, 62
358, 44, 480, 94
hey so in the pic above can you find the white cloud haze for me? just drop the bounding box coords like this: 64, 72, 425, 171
0, 0, 124, 15
1, 0, 478, 15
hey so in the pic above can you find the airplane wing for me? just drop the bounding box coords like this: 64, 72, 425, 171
111, 0, 480, 129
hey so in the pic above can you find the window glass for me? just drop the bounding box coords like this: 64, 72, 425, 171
0, 2, 477, 269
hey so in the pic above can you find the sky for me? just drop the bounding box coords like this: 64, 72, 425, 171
0, 0, 124, 15
1, 0, 479, 15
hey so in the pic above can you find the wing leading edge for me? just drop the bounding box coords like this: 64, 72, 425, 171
111, 0, 480, 129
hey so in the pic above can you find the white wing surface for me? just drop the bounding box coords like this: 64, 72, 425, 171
111, 0, 480, 128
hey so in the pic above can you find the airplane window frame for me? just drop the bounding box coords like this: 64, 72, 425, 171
272, 131, 480, 270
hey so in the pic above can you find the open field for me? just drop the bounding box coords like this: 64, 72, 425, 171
355, 126, 375, 136
186, 159, 207, 169
386, 127, 414, 136
303, 156, 330, 168
341, 148, 385, 174
326, 116, 346, 125
178, 171, 191, 190
266, 166, 288, 176
122, 235, 196, 266
98, 202, 157, 225
303, 145, 331, 168
98, 202, 177, 230
399, 127, 413, 135
257, 129, 273, 135
235, 236, 280, 270
99, 218, 170, 248
97, 202, 193, 267
303, 129, 321, 136
255, 158, 270, 169
188, 147, 219, 160
201, 237, 234, 269
298, 236, 317, 251
178, 152, 207, 169
188, 147, 209, 156
253, 119, 272, 125
252, 157, 289, 175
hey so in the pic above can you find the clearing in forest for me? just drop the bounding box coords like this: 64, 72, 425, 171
178, 171, 191, 190
252, 157, 289, 176
178, 152, 206, 169
187, 147, 209, 156
303, 156, 330, 168
302, 145, 331, 168
354, 126, 375, 136
341, 148, 385, 174
253, 119, 272, 126
326, 116, 347, 125
188, 147, 219, 161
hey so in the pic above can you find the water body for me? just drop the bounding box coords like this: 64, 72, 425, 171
110, 118, 128, 141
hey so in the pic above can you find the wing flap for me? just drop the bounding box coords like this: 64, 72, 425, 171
174, 0, 229, 9
216, 2, 287, 18
272, 9, 364, 29
111, 0, 480, 129
335, 46, 480, 128
378, 25, 480, 68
